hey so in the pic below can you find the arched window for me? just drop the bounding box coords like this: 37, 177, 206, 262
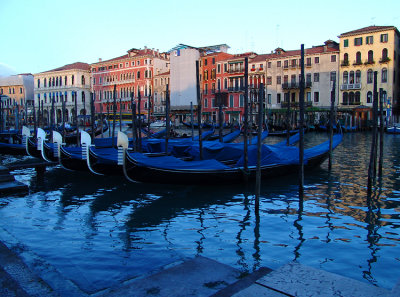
355, 91, 360, 104
382, 48, 388, 60
356, 52, 362, 64
71, 75, 75, 85
344, 53, 348, 62
44, 78, 47, 88
52, 77, 55, 87
382, 68, 388, 83
64, 76, 67, 85
355, 70, 361, 84
367, 69, 373, 84
82, 91, 85, 103
137, 71, 140, 79
56, 77, 58, 87
349, 71, 355, 84
343, 71, 348, 84
343, 92, 348, 105
367, 91, 372, 103
59, 76, 62, 86
81, 75, 85, 85
349, 92, 355, 104
37, 79, 40, 88
368, 50, 374, 63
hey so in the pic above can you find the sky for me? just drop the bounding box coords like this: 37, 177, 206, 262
1, 0, 399, 76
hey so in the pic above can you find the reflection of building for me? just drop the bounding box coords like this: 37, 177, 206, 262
90, 47, 169, 121
0, 74, 34, 127
153, 71, 170, 120
338, 26, 400, 125
34, 62, 90, 123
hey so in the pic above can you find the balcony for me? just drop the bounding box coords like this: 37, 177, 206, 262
282, 81, 312, 89
228, 86, 245, 92
281, 101, 313, 108
283, 65, 289, 69
340, 83, 362, 90
227, 68, 244, 74
364, 60, 375, 65
379, 57, 390, 64
340, 60, 349, 67
306, 63, 312, 68
341, 101, 361, 106
353, 60, 363, 66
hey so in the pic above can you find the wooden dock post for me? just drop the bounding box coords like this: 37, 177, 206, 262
165, 84, 170, 155
243, 57, 249, 178
195, 61, 203, 160
255, 83, 265, 213
112, 84, 117, 147
190, 102, 194, 140
90, 92, 95, 141
329, 79, 336, 170
286, 91, 291, 146
138, 90, 142, 152
74, 91, 79, 145
130, 92, 138, 152
299, 44, 305, 195
368, 71, 379, 191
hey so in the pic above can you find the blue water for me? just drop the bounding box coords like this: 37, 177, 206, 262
0, 132, 399, 294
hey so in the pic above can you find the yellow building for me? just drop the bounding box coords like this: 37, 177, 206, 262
338, 25, 400, 125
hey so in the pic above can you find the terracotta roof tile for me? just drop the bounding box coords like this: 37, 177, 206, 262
41, 62, 90, 73
339, 26, 397, 37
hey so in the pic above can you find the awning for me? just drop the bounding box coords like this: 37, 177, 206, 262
225, 110, 241, 114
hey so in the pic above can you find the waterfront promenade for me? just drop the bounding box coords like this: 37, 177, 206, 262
0, 238, 398, 297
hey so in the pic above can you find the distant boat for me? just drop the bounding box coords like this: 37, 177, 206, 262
386, 126, 400, 134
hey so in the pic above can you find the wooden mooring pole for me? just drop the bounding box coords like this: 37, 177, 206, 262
112, 84, 117, 147
368, 71, 379, 191
299, 44, 305, 196
243, 57, 249, 179
328, 79, 336, 170
379, 88, 384, 177
138, 91, 142, 151
255, 83, 265, 213
195, 61, 203, 160
165, 84, 170, 155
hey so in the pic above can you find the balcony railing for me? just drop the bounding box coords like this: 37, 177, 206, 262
340, 83, 361, 90
282, 81, 312, 89
379, 57, 390, 63
353, 60, 363, 66
364, 60, 375, 65
340, 60, 349, 67
227, 68, 244, 73
341, 101, 361, 106
281, 101, 313, 108
228, 86, 245, 92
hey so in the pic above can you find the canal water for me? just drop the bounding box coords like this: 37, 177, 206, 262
0, 132, 399, 294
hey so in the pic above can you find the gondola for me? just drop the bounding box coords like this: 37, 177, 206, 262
122, 133, 342, 185
386, 126, 400, 134
63, 121, 109, 145
59, 131, 92, 171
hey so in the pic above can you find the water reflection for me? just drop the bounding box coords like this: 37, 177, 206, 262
0, 132, 399, 291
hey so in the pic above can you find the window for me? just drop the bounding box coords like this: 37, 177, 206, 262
355, 91, 360, 104
291, 74, 296, 83
306, 57, 311, 66
306, 92, 311, 102
283, 75, 288, 83
131, 61, 135, 66
330, 71, 336, 82
306, 73, 311, 83
367, 69, 373, 83
267, 94, 271, 104
277, 76, 281, 85
71, 75, 74, 85
217, 79, 221, 91
204, 59, 207, 66
229, 94, 234, 107
314, 57, 319, 64
212, 57, 215, 64
343, 92, 348, 104
314, 73, 319, 82
291, 92, 296, 103
291, 59, 297, 67
380, 33, 388, 43
331, 55, 336, 62
204, 98, 208, 108
356, 52, 362, 64
260, 64, 264, 70
37, 79, 40, 88
349, 71, 355, 84
343, 53, 349, 62
354, 37, 363, 46
137, 71, 140, 79
367, 91, 373, 103
344, 39, 349, 47
267, 62, 271, 68
224, 63, 227, 72
277, 61, 281, 67
239, 94, 244, 107
382, 48, 388, 60
284, 60, 288, 68
382, 68, 388, 83
366, 36, 374, 44
368, 50, 374, 63
277, 93, 281, 104
355, 70, 361, 83
266, 76, 272, 85
217, 64, 221, 73
314, 92, 319, 103
81, 75, 85, 85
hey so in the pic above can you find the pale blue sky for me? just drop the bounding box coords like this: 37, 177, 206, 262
1, 0, 399, 75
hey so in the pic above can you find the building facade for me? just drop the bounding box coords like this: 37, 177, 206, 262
153, 71, 170, 119
338, 25, 400, 125
90, 47, 169, 122
0, 73, 34, 127
34, 62, 91, 124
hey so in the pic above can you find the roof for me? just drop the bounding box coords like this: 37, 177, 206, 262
265, 42, 339, 60
91, 48, 168, 66
155, 70, 170, 76
339, 25, 399, 37
168, 43, 230, 54
40, 62, 90, 73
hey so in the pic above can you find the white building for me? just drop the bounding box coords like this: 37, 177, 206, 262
34, 62, 91, 124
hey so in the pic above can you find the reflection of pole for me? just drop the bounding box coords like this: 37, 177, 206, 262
190, 101, 194, 140
91, 92, 95, 141
119, 92, 122, 132
368, 71, 378, 192
51, 93, 55, 140
131, 92, 137, 152
218, 92, 223, 142
62, 94, 66, 143
100, 95, 104, 138
148, 89, 151, 130
138, 91, 142, 152
286, 91, 291, 145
